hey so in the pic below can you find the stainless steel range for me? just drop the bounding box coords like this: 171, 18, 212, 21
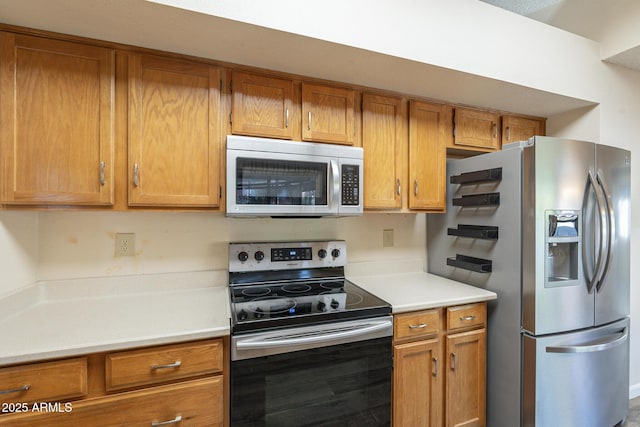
228, 240, 393, 426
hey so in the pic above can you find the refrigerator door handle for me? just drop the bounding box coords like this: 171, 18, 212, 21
545, 327, 628, 354
583, 171, 607, 294
595, 171, 614, 292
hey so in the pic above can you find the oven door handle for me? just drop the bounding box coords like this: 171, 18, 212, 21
236, 321, 391, 350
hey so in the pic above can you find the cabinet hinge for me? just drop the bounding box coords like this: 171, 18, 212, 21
452, 111, 456, 137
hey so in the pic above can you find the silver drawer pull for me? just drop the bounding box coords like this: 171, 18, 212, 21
460, 315, 476, 321
0, 384, 30, 395
408, 323, 427, 329
150, 360, 181, 370
151, 415, 182, 426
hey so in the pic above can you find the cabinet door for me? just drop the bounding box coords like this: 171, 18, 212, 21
502, 115, 544, 145
231, 71, 293, 139
362, 93, 406, 209
394, 339, 443, 427
446, 329, 486, 427
0, 33, 115, 205
408, 101, 449, 211
302, 82, 355, 145
0, 377, 223, 427
128, 54, 221, 207
453, 108, 500, 151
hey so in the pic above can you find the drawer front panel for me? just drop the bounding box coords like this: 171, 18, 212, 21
106, 339, 223, 391
447, 303, 486, 332
0, 377, 223, 426
0, 357, 87, 405
394, 309, 441, 341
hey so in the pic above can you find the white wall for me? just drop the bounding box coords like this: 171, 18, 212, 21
0, 212, 38, 297
36, 211, 426, 281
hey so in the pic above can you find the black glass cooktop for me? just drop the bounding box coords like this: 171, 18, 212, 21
229, 278, 391, 333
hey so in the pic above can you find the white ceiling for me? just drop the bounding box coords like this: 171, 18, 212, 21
481, 0, 640, 71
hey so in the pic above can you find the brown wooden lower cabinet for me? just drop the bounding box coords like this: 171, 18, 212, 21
0, 377, 222, 426
0, 338, 228, 426
393, 303, 487, 427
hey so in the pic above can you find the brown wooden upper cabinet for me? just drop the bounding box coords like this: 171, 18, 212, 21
302, 82, 355, 145
362, 93, 406, 210
502, 115, 545, 145
128, 54, 222, 207
452, 107, 501, 152
409, 101, 450, 211
0, 32, 115, 205
231, 71, 294, 139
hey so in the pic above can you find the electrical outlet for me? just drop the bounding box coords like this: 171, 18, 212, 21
115, 233, 135, 257
383, 229, 394, 248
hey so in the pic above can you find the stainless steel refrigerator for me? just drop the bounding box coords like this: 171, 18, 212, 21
427, 136, 631, 427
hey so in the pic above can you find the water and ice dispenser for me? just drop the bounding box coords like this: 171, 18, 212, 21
545, 211, 580, 286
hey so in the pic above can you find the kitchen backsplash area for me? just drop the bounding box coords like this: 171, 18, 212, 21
0, 211, 426, 296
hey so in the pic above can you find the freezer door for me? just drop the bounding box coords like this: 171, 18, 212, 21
522, 317, 629, 427
593, 144, 630, 325
522, 137, 595, 335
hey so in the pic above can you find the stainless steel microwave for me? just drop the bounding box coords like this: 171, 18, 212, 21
226, 135, 363, 217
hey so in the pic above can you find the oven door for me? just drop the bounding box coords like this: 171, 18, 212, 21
231, 317, 393, 426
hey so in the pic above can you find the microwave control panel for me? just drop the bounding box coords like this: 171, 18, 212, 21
341, 164, 360, 206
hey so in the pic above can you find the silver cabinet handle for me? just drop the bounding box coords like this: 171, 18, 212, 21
492, 122, 497, 138
451, 352, 457, 371
100, 161, 106, 186
396, 179, 401, 196
308, 111, 311, 130
133, 163, 139, 187
0, 384, 30, 395
151, 415, 182, 426
150, 360, 181, 370
285, 108, 289, 128
414, 179, 418, 196
506, 126, 511, 141
432, 357, 438, 377
408, 323, 427, 329
460, 315, 476, 321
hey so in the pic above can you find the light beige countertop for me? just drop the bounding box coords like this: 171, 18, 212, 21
0, 271, 230, 367
348, 261, 497, 313
0, 263, 496, 367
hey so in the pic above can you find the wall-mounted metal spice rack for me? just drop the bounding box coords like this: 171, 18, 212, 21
450, 167, 502, 185
447, 225, 499, 240
446, 254, 493, 273
452, 192, 500, 207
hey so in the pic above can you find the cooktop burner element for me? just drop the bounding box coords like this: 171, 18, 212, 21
228, 241, 391, 333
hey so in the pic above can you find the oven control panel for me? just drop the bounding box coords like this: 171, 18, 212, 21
229, 240, 347, 272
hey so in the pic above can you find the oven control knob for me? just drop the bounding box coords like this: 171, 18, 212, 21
254, 308, 265, 319
331, 249, 341, 258
318, 249, 327, 259
330, 299, 340, 309
238, 309, 248, 321
317, 301, 327, 312
238, 251, 249, 262
254, 251, 265, 261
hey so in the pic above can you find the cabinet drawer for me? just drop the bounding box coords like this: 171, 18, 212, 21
0, 377, 223, 427
394, 309, 441, 341
0, 357, 87, 405
447, 303, 486, 332
105, 339, 223, 391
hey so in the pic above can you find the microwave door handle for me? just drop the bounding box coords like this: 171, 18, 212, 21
330, 160, 340, 209
595, 171, 614, 292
